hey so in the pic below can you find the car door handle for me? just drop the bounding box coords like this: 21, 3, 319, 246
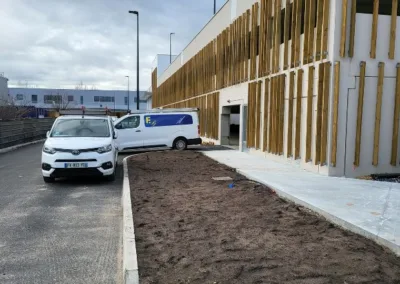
135, 130, 141, 132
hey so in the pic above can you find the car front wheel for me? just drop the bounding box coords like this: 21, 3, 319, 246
43, 176, 55, 183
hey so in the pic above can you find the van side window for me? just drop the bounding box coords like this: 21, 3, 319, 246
144, 114, 193, 127
117, 116, 140, 129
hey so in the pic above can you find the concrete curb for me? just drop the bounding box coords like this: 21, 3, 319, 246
0, 139, 45, 154
236, 169, 400, 257
122, 156, 139, 284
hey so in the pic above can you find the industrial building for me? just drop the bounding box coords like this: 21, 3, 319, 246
0, 73, 8, 104
9, 88, 149, 111
150, 0, 400, 178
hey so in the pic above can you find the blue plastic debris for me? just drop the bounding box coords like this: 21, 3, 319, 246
228, 183, 235, 189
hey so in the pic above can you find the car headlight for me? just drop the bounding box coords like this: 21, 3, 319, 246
43, 146, 56, 154
97, 144, 113, 154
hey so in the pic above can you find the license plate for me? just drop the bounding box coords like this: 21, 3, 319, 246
64, 163, 88, 168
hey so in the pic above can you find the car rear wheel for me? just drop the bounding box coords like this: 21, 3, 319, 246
43, 176, 55, 183
174, 138, 187, 151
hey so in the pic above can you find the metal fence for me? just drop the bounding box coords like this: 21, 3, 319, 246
0, 119, 54, 149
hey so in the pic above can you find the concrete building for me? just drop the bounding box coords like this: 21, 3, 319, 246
0, 73, 9, 104
151, 0, 400, 178
9, 88, 148, 111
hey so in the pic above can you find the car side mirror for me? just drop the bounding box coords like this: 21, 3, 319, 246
113, 131, 118, 139
46, 131, 50, 138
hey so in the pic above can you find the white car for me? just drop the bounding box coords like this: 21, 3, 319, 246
41, 116, 118, 183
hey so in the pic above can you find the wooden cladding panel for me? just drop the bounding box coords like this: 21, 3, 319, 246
315, 0, 324, 61
274, 0, 282, 73
250, 3, 259, 80
303, 0, 311, 64
391, 63, 400, 166
331, 62, 340, 167
320, 62, 331, 165
295, 69, 304, 159
284, 0, 291, 70
151, 68, 157, 107
291, 0, 298, 68
314, 63, 325, 165
370, 0, 379, 59
349, 0, 356, 57
294, 0, 303, 66
264, 78, 270, 152
255, 81, 263, 149
259, 0, 266, 78
354, 61, 366, 167
266, 0, 273, 75
389, 0, 398, 59
373, 62, 385, 166
340, 0, 348, 58
321, 0, 331, 60
308, 0, 316, 62
268, 77, 275, 152
287, 72, 295, 157
306, 65, 315, 162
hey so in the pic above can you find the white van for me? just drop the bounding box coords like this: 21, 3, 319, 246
114, 108, 202, 151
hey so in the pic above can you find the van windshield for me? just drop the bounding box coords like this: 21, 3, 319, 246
50, 119, 110, 138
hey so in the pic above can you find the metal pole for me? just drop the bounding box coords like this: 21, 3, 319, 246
129, 10, 140, 110
136, 12, 139, 110
125, 75, 129, 111
170, 33, 175, 63
214, 0, 216, 14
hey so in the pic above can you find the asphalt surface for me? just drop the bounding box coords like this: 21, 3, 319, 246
0, 143, 126, 284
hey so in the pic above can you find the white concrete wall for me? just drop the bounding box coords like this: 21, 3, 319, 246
330, 0, 400, 177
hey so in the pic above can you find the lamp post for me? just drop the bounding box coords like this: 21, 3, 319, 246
214, 0, 216, 14
129, 10, 140, 110
125, 76, 130, 112
170, 32, 175, 64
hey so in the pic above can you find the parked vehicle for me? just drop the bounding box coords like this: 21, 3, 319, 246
41, 115, 118, 183
114, 108, 202, 151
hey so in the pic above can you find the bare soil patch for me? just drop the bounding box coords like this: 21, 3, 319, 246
128, 151, 400, 284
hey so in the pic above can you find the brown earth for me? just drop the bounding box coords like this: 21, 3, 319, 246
128, 150, 400, 284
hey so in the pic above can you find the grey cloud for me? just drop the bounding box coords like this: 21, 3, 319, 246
0, 0, 227, 90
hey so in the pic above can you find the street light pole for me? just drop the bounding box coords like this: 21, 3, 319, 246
125, 76, 130, 112
214, 0, 216, 14
170, 32, 175, 64
129, 10, 140, 110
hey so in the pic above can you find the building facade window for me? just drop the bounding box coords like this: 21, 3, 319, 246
124, 97, 128, 105
94, 96, 114, 103
80, 96, 83, 104
16, 94, 24, 100
44, 95, 62, 104
31, 94, 38, 103
134, 97, 147, 103
68, 95, 74, 102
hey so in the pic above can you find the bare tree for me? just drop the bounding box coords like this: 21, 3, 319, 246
0, 96, 31, 120
46, 91, 76, 111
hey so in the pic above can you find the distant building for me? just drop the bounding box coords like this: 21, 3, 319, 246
8, 88, 148, 111
0, 73, 8, 104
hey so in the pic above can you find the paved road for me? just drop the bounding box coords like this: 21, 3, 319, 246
0, 143, 126, 284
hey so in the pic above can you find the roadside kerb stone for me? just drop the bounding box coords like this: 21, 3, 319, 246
0, 139, 45, 154
122, 156, 139, 284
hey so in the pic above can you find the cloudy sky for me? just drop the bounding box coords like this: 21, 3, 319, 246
0, 0, 227, 91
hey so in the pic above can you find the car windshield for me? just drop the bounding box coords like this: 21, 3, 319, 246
50, 119, 110, 138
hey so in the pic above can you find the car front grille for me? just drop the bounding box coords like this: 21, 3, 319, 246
54, 148, 98, 154
51, 168, 103, 178
55, 159, 97, 162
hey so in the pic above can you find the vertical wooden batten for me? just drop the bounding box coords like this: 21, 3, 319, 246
320, 62, 331, 165
306, 65, 315, 162
354, 61, 366, 167
287, 71, 295, 157
321, 0, 331, 60
331, 62, 341, 167
373, 62, 385, 166
264, 78, 270, 152
340, 0, 348, 57
295, 69, 304, 159
391, 63, 400, 166
315, 63, 325, 165
349, 0, 356, 57
389, 0, 398, 59
370, 0, 379, 59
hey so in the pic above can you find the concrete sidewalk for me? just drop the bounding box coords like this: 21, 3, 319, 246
202, 150, 400, 256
